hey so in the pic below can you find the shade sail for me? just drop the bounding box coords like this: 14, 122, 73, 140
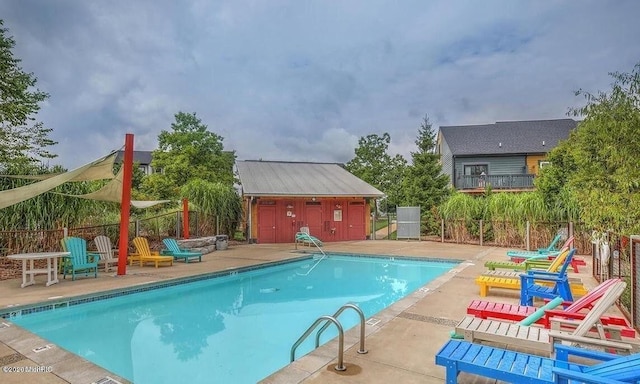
57, 166, 171, 209
0, 152, 118, 209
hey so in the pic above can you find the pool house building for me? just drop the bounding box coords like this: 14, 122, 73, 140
236, 160, 384, 244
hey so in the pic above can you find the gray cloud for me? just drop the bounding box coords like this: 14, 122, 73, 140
1, 0, 639, 169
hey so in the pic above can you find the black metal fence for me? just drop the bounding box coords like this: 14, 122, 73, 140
591, 232, 639, 332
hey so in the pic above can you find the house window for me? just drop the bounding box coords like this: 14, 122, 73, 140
464, 164, 488, 176
538, 161, 551, 169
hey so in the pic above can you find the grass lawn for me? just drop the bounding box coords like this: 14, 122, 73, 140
374, 218, 390, 231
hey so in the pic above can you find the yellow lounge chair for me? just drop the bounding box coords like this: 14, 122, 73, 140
131, 237, 174, 268
475, 276, 587, 297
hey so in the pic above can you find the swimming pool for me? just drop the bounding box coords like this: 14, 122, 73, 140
9, 254, 457, 383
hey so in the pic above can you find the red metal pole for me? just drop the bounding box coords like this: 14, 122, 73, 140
117, 134, 134, 275
182, 198, 190, 239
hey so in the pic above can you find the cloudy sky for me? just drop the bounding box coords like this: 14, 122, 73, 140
2, 0, 639, 169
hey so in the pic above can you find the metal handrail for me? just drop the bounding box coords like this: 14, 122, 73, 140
294, 232, 326, 276
290, 315, 346, 371
315, 303, 368, 354
297, 253, 326, 276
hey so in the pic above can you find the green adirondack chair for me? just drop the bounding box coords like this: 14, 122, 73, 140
62, 237, 99, 280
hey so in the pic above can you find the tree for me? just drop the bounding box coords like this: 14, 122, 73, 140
0, 20, 56, 167
141, 112, 235, 199
536, 62, 640, 233
402, 116, 450, 231
345, 133, 407, 212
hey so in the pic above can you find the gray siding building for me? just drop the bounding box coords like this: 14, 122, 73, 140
436, 119, 577, 191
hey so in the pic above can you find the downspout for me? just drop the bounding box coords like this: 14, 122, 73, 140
248, 196, 254, 243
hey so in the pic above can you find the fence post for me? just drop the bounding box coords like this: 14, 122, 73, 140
526, 221, 530, 251
135, 220, 140, 237
176, 211, 181, 238
569, 221, 574, 240
63, 227, 68, 238
441, 219, 445, 243
630, 235, 639, 330
479, 220, 483, 246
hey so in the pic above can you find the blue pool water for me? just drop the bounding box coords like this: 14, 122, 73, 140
11, 254, 456, 383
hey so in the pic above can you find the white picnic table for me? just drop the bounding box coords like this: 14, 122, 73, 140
7, 251, 70, 288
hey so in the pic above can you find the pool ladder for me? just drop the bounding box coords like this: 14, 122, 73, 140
290, 303, 368, 371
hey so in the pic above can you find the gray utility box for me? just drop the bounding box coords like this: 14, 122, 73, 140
216, 235, 229, 250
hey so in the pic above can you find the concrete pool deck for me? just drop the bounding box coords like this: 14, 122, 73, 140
0, 240, 633, 384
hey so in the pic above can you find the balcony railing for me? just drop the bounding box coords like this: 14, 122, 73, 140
458, 174, 535, 190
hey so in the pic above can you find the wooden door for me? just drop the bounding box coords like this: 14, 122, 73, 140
258, 205, 276, 243
347, 202, 366, 240
276, 201, 299, 243
305, 202, 323, 240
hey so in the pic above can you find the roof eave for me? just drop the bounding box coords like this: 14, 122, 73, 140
243, 193, 384, 198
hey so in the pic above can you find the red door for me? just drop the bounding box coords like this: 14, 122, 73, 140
347, 202, 365, 240
258, 205, 276, 243
276, 201, 298, 243
305, 202, 323, 240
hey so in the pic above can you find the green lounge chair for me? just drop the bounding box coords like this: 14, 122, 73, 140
162, 238, 202, 263
295, 227, 323, 247
62, 237, 99, 280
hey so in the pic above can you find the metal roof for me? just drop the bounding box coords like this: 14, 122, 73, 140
236, 160, 385, 197
439, 119, 577, 156
116, 150, 153, 165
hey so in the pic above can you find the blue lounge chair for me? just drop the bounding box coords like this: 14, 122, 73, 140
62, 237, 99, 280
520, 248, 576, 306
161, 238, 202, 263
435, 339, 640, 384
507, 235, 573, 259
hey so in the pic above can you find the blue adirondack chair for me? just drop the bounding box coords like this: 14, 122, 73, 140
435, 339, 640, 384
161, 238, 202, 263
62, 237, 99, 280
520, 248, 576, 306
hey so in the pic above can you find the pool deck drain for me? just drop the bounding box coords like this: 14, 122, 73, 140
0, 241, 609, 384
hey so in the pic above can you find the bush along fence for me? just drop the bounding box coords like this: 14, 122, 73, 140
425, 219, 591, 256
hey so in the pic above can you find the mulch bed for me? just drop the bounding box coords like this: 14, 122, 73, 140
0, 257, 25, 280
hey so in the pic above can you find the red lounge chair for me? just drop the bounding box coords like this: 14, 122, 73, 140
466, 278, 635, 338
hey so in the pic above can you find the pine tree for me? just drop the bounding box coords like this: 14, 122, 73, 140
402, 115, 450, 232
